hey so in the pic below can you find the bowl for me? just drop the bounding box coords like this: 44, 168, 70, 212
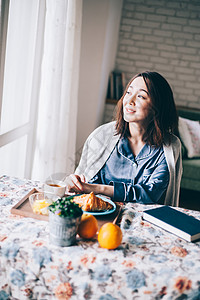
29, 192, 59, 215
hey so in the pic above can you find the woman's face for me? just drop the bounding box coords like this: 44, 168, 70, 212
123, 76, 152, 126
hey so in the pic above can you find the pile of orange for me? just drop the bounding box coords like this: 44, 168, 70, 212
78, 214, 98, 239
77, 214, 123, 250
98, 222, 122, 250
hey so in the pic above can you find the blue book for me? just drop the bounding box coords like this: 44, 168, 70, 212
142, 206, 200, 242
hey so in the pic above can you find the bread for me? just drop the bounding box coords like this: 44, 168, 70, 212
73, 192, 113, 212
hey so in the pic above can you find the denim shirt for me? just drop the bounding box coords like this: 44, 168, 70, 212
89, 137, 169, 204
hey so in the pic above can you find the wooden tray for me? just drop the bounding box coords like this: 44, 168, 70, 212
10, 189, 123, 228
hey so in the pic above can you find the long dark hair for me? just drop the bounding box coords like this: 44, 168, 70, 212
115, 71, 178, 146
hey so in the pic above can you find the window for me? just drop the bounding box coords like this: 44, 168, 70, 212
0, 0, 45, 178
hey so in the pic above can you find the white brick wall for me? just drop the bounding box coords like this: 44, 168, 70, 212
109, 0, 200, 116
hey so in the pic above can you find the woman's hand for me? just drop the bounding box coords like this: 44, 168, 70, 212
65, 174, 85, 193
65, 174, 97, 194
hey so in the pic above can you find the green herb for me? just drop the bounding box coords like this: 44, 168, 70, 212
48, 196, 83, 218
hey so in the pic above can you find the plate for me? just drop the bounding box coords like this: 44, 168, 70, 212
68, 194, 116, 216
83, 195, 116, 216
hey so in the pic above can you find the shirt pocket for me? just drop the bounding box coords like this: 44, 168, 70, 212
143, 166, 156, 183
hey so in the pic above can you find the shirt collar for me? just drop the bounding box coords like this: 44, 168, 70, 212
118, 137, 152, 161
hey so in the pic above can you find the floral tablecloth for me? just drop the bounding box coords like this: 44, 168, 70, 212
0, 175, 200, 300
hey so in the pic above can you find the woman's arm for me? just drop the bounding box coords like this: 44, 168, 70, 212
89, 159, 169, 204
65, 174, 114, 197
112, 162, 169, 204
82, 182, 114, 198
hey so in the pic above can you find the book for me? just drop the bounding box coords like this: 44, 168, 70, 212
106, 71, 126, 101
113, 71, 125, 100
142, 206, 200, 242
106, 72, 114, 100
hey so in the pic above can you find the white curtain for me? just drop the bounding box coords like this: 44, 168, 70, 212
32, 0, 82, 182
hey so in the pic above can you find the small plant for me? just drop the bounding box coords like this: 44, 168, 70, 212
48, 196, 83, 218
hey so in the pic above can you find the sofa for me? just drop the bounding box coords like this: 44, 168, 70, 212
177, 106, 200, 193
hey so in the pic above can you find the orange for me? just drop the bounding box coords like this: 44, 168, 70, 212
98, 222, 122, 250
77, 214, 98, 239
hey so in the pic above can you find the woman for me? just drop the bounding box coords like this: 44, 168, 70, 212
66, 71, 182, 206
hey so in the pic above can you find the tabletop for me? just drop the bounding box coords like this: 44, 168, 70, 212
0, 175, 200, 300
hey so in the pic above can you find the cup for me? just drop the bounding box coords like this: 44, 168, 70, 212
43, 180, 66, 198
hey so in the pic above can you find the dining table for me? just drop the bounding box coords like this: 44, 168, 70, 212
0, 174, 200, 300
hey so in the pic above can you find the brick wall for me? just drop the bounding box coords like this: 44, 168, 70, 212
104, 0, 200, 123
117, 0, 200, 108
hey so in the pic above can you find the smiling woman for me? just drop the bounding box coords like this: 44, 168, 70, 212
66, 71, 182, 207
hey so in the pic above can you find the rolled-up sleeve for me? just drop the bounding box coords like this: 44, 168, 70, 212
110, 181, 127, 202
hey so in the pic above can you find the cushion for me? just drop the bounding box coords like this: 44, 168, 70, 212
178, 117, 200, 158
